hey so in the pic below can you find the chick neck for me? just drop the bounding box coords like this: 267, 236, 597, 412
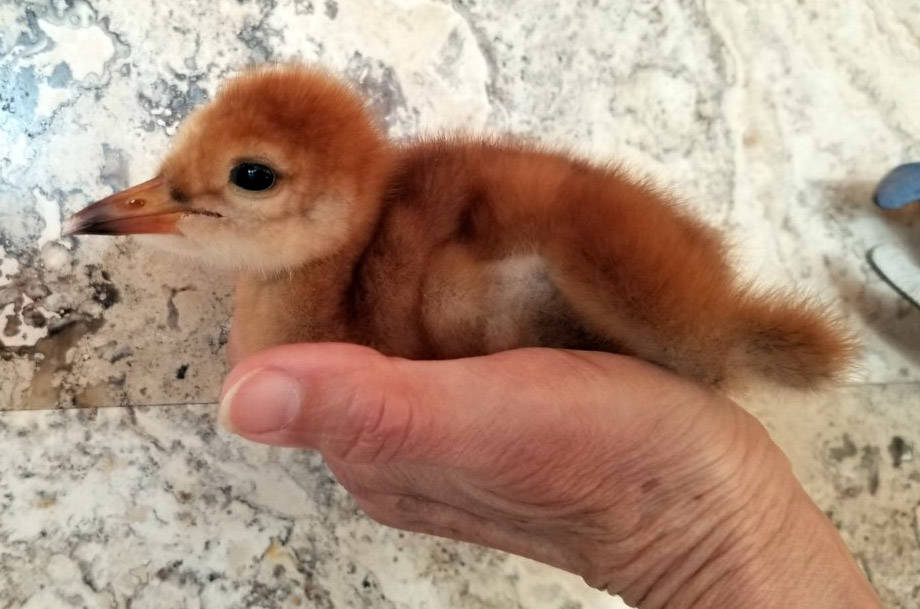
231, 180, 388, 356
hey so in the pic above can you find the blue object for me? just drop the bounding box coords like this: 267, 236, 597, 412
873, 162, 920, 209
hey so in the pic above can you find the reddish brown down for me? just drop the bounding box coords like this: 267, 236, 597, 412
65, 65, 855, 389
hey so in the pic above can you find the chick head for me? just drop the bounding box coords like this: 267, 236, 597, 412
64, 66, 389, 273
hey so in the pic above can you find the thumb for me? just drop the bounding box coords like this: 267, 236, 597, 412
218, 343, 431, 462
217, 342, 696, 466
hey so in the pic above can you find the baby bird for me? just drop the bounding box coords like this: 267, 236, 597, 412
63, 65, 853, 388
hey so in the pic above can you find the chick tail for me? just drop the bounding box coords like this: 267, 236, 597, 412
731, 290, 857, 388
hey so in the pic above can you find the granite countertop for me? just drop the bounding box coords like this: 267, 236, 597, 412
1, 0, 919, 607
0, 404, 619, 608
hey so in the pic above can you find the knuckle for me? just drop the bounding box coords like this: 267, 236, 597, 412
337, 366, 415, 464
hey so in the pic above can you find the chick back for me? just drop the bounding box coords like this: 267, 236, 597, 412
353, 138, 854, 388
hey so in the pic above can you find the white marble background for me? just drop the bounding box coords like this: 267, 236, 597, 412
1, 0, 920, 409
0, 404, 623, 609
1, 0, 919, 607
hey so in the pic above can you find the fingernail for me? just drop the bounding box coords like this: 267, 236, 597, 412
218, 368, 302, 434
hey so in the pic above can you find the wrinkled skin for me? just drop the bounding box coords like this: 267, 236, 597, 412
219, 345, 881, 609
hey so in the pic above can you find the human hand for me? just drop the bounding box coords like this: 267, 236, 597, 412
219, 344, 881, 609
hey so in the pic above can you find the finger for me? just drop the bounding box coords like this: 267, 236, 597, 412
218, 342, 716, 469
219, 343, 425, 461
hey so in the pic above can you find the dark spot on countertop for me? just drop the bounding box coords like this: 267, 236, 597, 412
842, 485, 863, 498
48, 62, 72, 88
166, 286, 192, 330
86, 265, 120, 309
829, 433, 858, 461
138, 77, 210, 129
100, 144, 130, 192
243, 580, 292, 606
29, 317, 105, 407
860, 445, 881, 496
109, 345, 132, 363
889, 436, 913, 469
235, 1, 281, 64
0, 65, 39, 133
92, 283, 121, 309
21, 302, 46, 328
324, 0, 337, 18
166, 297, 179, 330
344, 52, 411, 131
176, 363, 189, 379
293, 0, 315, 14
155, 559, 183, 581
3, 311, 21, 337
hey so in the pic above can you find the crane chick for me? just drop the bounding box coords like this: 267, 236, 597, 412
63, 65, 854, 388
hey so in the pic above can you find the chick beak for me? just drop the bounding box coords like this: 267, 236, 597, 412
63, 177, 190, 236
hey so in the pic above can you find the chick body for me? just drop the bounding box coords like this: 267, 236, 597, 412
230, 136, 852, 388
68, 66, 854, 388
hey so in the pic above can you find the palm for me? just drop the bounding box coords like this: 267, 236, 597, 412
303, 348, 758, 578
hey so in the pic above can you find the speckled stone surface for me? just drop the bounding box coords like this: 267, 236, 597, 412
0, 0, 919, 607
0, 387, 916, 608
2, 0, 920, 409
745, 384, 920, 608
0, 404, 624, 609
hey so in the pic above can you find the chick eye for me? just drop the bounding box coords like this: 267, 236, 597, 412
230, 163, 276, 191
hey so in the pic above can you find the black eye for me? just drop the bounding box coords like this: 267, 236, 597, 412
230, 163, 276, 191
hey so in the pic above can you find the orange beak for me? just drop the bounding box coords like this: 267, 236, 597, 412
62, 177, 219, 236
